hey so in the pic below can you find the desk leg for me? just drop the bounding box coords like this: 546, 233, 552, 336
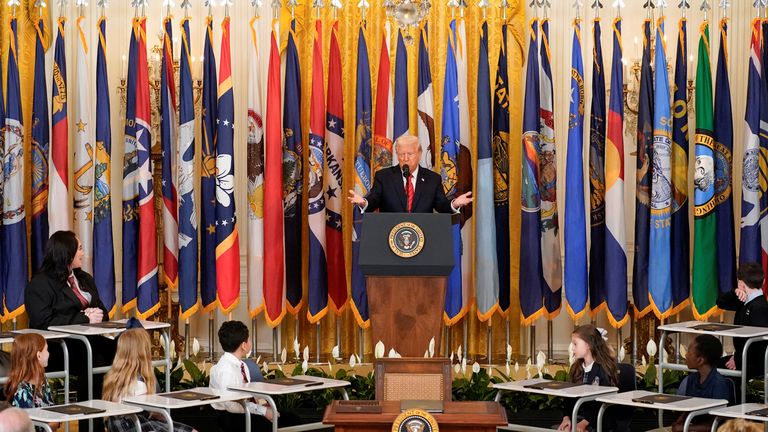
341, 389, 349, 401
134, 405, 174, 431
262, 395, 279, 432
31, 421, 54, 432
596, 403, 609, 432
238, 400, 251, 431
683, 407, 716, 432
131, 414, 143, 432
65, 335, 93, 432
742, 336, 761, 404
711, 417, 720, 432
659, 330, 668, 429
494, 390, 504, 403
572, 396, 601, 432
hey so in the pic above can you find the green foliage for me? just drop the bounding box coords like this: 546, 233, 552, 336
635, 356, 687, 394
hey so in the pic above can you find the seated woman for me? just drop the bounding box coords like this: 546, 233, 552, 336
103, 328, 196, 432
24, 230, 116, 413
5, 334, 56, 431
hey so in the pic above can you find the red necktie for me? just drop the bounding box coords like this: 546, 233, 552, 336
405, 173, 413, 212
240, 362, 249, 384
68, 275, 89, 309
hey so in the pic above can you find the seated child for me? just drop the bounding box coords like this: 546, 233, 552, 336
209, 321, 274, 431
5, 334, 55, 432
102, 328, 196, 432
558, 325, 618, 432
673, 334, 735, 432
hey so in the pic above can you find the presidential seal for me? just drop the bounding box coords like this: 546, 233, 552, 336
388, 222, 425, 258
391, 409, 439, 432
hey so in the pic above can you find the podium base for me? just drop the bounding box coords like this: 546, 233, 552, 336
367, 276, 446, 357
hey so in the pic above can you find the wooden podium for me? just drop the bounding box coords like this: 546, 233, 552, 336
360, 213, 454, 357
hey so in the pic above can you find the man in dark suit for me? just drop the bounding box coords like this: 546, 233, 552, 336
717, 262, 768, 397
348, 135, 472, 212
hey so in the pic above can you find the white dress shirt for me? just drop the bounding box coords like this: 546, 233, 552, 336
67, 272, 92, 304
209, 352, 267, 416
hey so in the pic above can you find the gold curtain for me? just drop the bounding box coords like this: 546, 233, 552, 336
277, 1, 526, 359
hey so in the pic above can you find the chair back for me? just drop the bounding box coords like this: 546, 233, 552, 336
617, 363, 637, 392
374, 358, 452, 401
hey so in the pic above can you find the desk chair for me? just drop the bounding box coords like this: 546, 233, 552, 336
374, 358, 452, 401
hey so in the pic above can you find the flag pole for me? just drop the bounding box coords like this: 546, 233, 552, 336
316, 323, 321, 363
547, 321, 553, 363
358, 328, 364, 362
486, 321, 492, 364
273, 328, 279, 361
185, 320, 190, 359
208, 312, 215, 362
251, 318, 258, 357
336, 319, 342, 360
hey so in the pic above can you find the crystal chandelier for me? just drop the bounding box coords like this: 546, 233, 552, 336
383, 0, 431, 43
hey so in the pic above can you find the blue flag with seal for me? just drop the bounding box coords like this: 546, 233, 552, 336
3, 18, 27, 320
714, 18, 735, 294
633, 19, 654, 318
351, 24, 373, 328
475, 21, 499, 322
442, 20, 462, 325
178, 17, 198, 319
649, 17, 673, 318
588, 18, 606, 316
493, 24, 511, 315
121, 20, 139, 313
31, 18, 49, 272
200, 17, 218, 311
670, 18, 690, 314
520, 18, 544, 324
284, 20, 304, 314
564, 19, 587, 319
94, 16, 116, 316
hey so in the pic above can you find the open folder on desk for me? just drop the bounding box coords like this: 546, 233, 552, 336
690, 323, 742, 331
523, 381, 583, 390
160, 391, 221, 401
43, 405, 107, 415
631, 394, 691, 404
746, 407, 768, 417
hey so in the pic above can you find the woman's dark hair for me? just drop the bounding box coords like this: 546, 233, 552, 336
569, 324, 618, 386
39, 231, 79, 282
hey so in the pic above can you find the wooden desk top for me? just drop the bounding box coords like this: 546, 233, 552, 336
323, 400, 508, 427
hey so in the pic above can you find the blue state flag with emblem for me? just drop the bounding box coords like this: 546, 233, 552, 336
564, 19, 587, 319
178, 17, 198, 319
3, 18, 26, 320
633, 19, 654, 318
31, 18, 49, 272
121, 20, 139, 313
394, 30, 409, 143
200, 17, 218, 311
714, 18, 735, 294
284, 20, 304, 314
441, 21, 462, 325
351, 24, 373, 328
588, 18, 606, 316
94, 16, 115, 316
493, 24, 511, 315
520, 19, 544, 324
740, 20, 761, 267
649, 17, 673, 318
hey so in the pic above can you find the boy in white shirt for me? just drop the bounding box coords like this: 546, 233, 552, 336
209, 321, 274, 429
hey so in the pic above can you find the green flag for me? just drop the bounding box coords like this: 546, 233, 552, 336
692, 21, 719, 318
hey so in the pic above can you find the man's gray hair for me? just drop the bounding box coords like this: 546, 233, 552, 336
0, 407, 34, 432
394, 135, 420, 152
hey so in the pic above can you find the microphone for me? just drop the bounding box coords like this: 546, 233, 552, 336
402, 164, 410, 178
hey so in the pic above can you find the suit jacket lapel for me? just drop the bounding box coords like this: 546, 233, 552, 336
411, 167, 427, 212
60, 278, 82, 307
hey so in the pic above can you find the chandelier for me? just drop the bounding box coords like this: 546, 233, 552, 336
383, 0, 431, 43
